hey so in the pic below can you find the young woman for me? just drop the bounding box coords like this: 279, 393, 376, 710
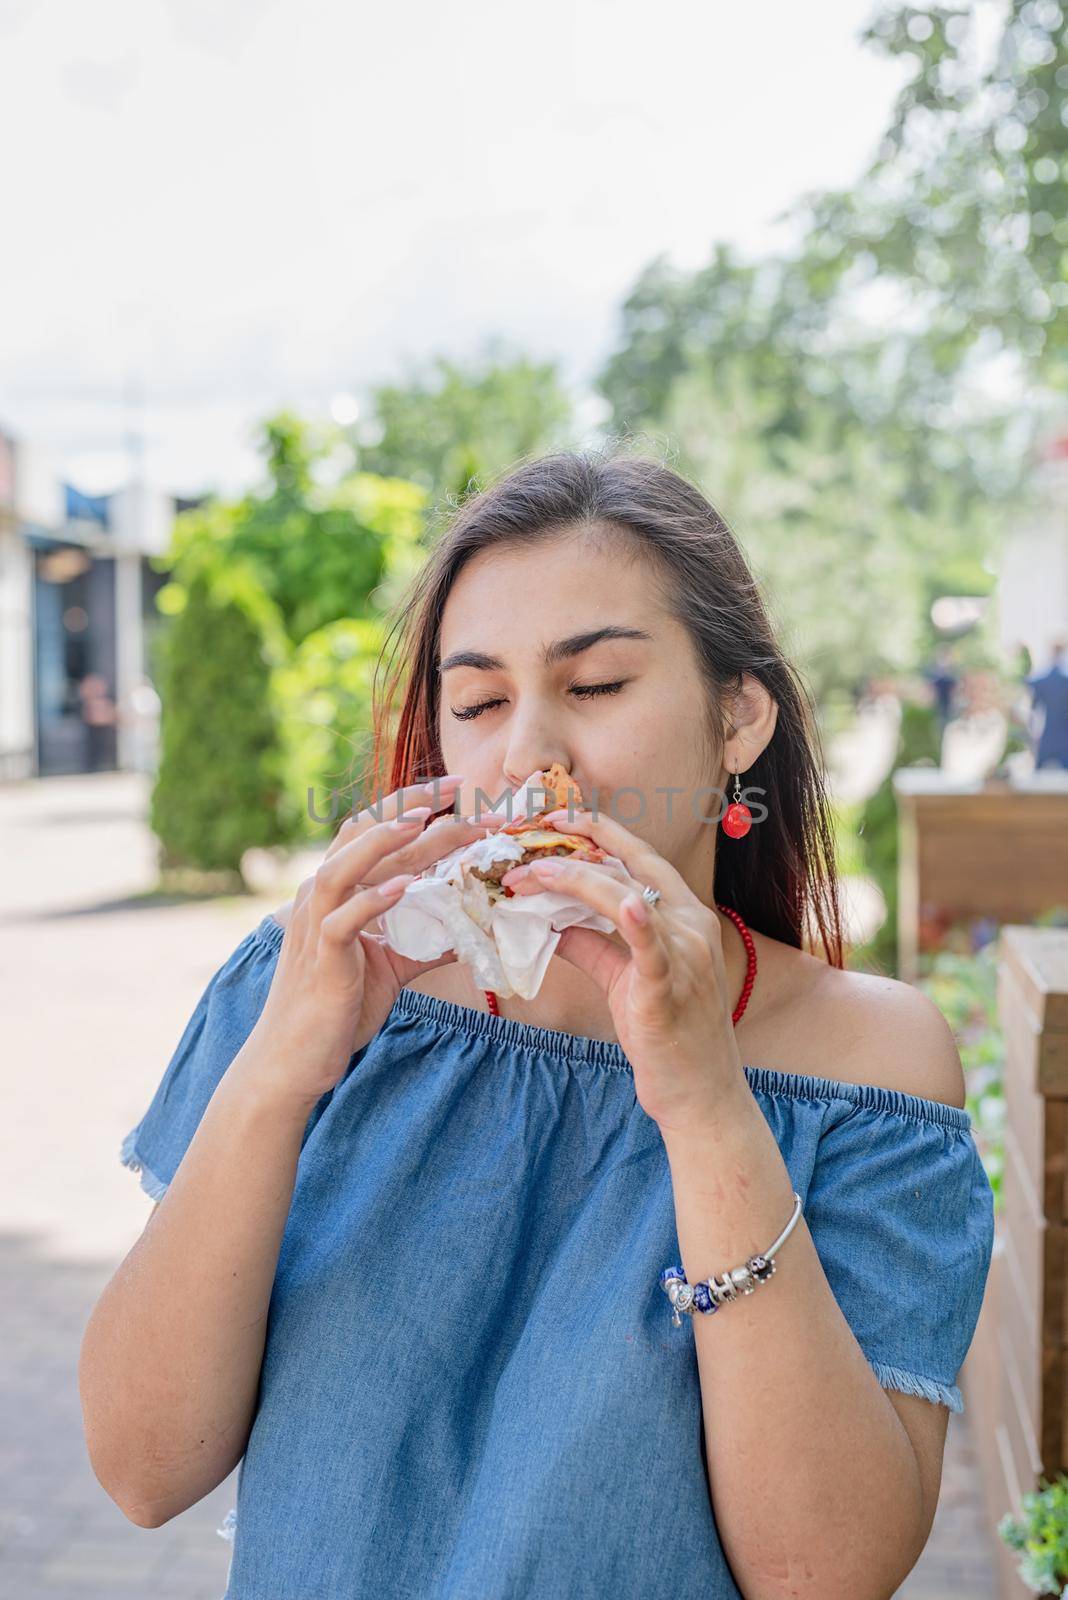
80, 449, 994, 1599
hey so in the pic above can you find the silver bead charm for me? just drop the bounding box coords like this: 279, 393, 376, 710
747, 1254, 776, 1285
669, 1280, 695, 1327
708, 1271, 737, 1306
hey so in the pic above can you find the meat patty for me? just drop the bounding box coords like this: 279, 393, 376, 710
468, 844, 578, 886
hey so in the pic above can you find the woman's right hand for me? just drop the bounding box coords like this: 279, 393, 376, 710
249, 775, 504, 1103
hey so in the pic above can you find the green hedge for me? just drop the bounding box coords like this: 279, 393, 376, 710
150, 566, 300, 884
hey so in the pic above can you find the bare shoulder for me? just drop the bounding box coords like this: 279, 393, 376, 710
803, 961, 966, 1108
746, 933, 966, 1109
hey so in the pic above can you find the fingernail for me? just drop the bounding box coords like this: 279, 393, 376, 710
394, 806, 432, 826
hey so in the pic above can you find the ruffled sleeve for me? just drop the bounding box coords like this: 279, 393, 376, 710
803, 1086, 995, 1414
119, 915, 328, 1200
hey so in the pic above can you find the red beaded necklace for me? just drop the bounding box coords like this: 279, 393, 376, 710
484, 901, 757, 1027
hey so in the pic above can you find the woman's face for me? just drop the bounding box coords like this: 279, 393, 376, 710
436, 528, 724, 893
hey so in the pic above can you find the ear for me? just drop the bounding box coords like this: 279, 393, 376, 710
722, 673, 778, 773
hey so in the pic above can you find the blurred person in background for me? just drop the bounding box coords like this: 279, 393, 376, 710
77, 672, 118, 772
1026, 639, 1068, 771
922, 643, 959, 732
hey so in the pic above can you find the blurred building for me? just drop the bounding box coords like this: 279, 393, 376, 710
0, 426, 201, 781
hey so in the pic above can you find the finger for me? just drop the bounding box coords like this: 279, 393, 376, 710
500, 855, 632, 921
357, 811, 506, 888
502, 858, 674, 986
554, 890, 673, 991
313, 809, 434, 912
618, 889, 674, 986
537, 806, 691, 906
319, 872, 418, 944
351, 808, 501, 947
323, 775, 467, 862
549, 923, 630, 993
315, 808, 504, 913
294, 874, 316, 911
370, 937, 462, 989
323, 775, 467, 861
354, 813, 504, 938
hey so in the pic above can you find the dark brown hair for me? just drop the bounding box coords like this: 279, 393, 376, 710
360, 445, 845, 966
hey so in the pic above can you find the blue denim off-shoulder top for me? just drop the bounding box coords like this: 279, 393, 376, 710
120, 914, 995, 1600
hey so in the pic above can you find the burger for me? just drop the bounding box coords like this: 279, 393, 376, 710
467, 762, 607, 906
381, 762, 633, 999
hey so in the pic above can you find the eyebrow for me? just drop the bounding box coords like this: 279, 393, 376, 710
437, 625, 654, 675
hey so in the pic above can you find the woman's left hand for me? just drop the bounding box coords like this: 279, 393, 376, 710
500, 808, 749, 1134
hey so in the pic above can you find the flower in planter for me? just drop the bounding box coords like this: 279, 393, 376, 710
999, 1475, 1068, 1596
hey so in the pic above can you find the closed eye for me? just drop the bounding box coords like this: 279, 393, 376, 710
449, 681, 629, 722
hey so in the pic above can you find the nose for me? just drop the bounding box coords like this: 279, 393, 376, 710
498, 707, 563, 783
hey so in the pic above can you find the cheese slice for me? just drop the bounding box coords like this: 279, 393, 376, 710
508, 828, 584, 849
506, 828, 607, 863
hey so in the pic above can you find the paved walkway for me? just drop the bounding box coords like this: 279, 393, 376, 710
0, 773, 1001, 1596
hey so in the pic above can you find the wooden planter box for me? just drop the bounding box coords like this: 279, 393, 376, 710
893, 770, 1068, 984
963, 927, 1068, 1598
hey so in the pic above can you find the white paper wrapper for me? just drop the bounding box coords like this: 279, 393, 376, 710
379, 770, 638, 999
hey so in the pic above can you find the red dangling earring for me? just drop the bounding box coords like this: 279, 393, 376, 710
721, 766, 753, 839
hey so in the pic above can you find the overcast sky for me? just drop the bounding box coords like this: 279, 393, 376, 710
0, 0, 913, 499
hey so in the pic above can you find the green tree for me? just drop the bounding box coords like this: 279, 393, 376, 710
355, 338, 577, 507
789, 1, 1068, 391
165, 413, 423, 646
596, 244, 1007, 703
595, 0, 1068, 709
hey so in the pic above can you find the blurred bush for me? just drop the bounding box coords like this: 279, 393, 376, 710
147, 416, 433, 880
150, 566, 298, 886
920, 938, 1005, 1211
276, 616, 390, 842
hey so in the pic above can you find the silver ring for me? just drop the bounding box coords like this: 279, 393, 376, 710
640, 884, 662, 909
